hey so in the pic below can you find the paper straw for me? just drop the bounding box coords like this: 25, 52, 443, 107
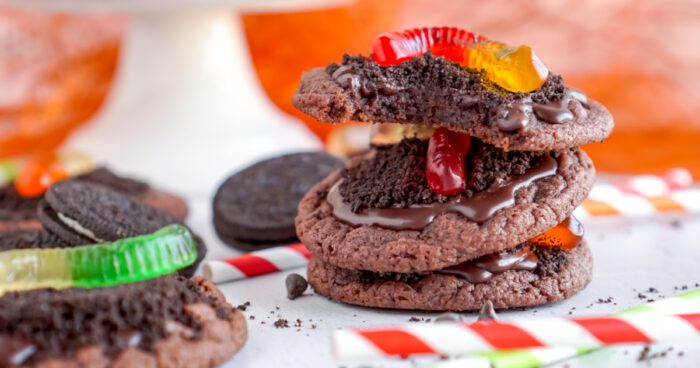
573, 169, 696, 218
610, 168, 692, 196
429, 283, 700, 368
334, 289, 700, 363
334, 312, 700, 360
202, 243, 312, 283
575, 188, 700, 218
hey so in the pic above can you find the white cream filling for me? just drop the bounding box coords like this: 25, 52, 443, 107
57, 212, 106, 243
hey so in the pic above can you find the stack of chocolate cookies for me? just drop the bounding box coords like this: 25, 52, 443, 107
293, 28, 613, 311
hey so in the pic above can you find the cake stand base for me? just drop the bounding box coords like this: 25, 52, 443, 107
65, 10, 321, 195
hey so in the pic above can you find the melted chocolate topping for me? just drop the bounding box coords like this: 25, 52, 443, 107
495, 90, 589, 132
495, 100, 533, 132
437, 246, 537, 283
358, 244, 570, 286
332, 65, 401, 98
328, 154, 558, 230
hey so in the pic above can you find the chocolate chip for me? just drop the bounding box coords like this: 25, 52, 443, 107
286, 273, 308, 300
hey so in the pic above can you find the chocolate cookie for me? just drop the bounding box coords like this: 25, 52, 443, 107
292, 54, 613, 152
0, 185, 42, 232
38, 180, 206, 277
296, 148, 594, 273
213, 152, 345, 248
0, 276, 247, 367
339, 138, 542, 211
0, 229, 68, 251
76, 167, 189, 221
308, 242, 592, 311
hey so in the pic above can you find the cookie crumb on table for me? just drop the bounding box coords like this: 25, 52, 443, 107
274, 319, 289, 328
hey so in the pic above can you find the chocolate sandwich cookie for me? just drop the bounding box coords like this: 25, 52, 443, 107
293, 54, 614, 152
308, 242, 592, 311
213, 152, 345, 249
0, 276, 247, 367
0, 167, 188, 235
297, 146, 594, 273
76, 167, 189, 221
38, 180, 206, 277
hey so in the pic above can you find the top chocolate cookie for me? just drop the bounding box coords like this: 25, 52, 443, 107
293, 53, 613, 152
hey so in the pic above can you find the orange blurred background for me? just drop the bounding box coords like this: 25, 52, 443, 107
1, 0, 699, 175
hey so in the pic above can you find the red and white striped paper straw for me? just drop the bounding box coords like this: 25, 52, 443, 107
575, 188, 700, 218
332, 313, 700, 360
203, 243, 312, 284
575, 168, 696, 218
610, 168, 692, 196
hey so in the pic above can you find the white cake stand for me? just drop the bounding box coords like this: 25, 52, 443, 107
0, 0, 348, 194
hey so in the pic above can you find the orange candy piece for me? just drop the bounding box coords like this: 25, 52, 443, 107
469, 41, 549, 93
528, 216, 584, 250
14, 152, 92, 198
15, 154, 64, 198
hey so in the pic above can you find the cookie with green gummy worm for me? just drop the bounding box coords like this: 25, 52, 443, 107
0, 275, 247, 368
38, 180, 206, 277
0, 225, 198, 295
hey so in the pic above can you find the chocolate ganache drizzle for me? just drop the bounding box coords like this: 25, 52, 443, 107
332, 65, 401, 97
436, 246, 537, 283
495, 89, 589, 132
327, 154, 558, 230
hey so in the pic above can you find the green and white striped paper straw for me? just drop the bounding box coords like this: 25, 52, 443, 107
423, 289, 700, 368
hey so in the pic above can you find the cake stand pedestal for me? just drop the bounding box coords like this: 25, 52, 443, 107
0, 0, 346, 194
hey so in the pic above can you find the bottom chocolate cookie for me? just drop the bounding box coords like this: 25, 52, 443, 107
308, 242, 592, 311
0, 276, 247, 368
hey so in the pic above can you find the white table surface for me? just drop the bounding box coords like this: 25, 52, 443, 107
172, 169, 700, 368
9, 1, 694, 364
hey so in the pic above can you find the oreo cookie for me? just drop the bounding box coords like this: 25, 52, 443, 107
0, 276, 247, 367
38, 180, 206, 277
0, 167, 188, 235
76, 167, 189, 221
213, 152, 344, 249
